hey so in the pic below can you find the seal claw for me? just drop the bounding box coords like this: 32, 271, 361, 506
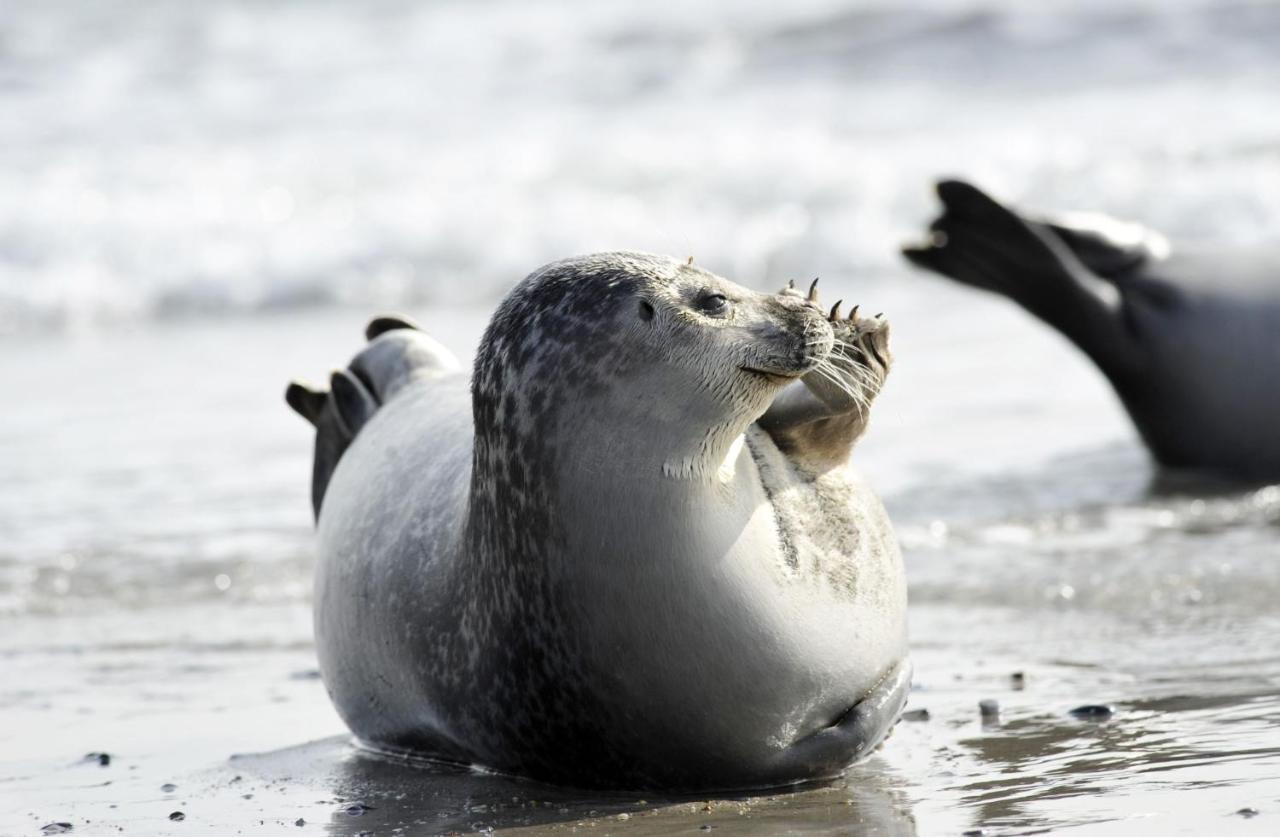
807, 277, 820, 303
828, 300, 844, 322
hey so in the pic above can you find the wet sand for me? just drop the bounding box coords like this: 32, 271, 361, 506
4, 281, 1278, 835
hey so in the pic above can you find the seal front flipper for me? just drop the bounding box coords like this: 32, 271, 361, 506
760, 659, 911, 787
758, 286, 892, 467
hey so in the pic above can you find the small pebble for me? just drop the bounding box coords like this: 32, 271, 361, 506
1069, 704, 1115, 721
1236, 807, 1260, 818
700, 827, 714, 832
41, 825, 74, 835
978, 699, 1000, 717
1010, 672, 1026, 690
963, 830, 986, 837
344, 802, 374, 816
902, 708, 931, 722
161, 783, 177, 793
295, 818, 306, 827
84, 752, 111, 767
168, 811, 185, 822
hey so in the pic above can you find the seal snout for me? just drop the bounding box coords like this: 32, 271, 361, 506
741, 291, 833, 381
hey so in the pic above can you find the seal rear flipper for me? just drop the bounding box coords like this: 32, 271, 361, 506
365, 314, 422, 341
285, 381, 328, 427
1041, 212, 1169, 280
903, 179, 1146, 381
330, 369, 379, 438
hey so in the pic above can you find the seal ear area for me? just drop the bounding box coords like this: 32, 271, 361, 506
365, 314, 421, 342
637, 299, 655, 322
329, 369, 379, 439
285, 381, 329, 427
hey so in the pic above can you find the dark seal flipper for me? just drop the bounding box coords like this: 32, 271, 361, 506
285, 381, 327, 427
902, 179, 1146, 383
285, 379, 353, 521
365, 314, 421, 342
330, 369, 379, 438
286, 316, 461, 520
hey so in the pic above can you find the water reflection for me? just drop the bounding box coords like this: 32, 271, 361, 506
232, 736, 918, 835
950, 687, 1280, 833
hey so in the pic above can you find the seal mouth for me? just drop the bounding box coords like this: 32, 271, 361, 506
740, 366, 804, 384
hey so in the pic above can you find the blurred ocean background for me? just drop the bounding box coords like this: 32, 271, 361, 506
3, 1, 1279, 834
4, 0, 1280, 332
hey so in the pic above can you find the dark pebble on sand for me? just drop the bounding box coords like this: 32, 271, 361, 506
902, 708, 931, 722
978, 699, 999, 717
84, 752, 110, 767
295, 818, 306, 827
1069, 704, 1115, 720
41, 825, 73, 835
1010, 672, 1026, 690
168, 811, 185, 822
344, 802, 375, 816
289, 669, 322, 680
161, 783, 177, 792
1236, 807, 1260, 818
962, 830, 986, 836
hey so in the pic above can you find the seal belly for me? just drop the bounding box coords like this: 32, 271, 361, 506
313, 376, 474, 751
557, 428, 907, 781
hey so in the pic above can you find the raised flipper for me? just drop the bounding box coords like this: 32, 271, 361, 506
285, 381, 328, 426
1039, 210, 1169, 280
902, 179, 1146, 382
330, 369, 379, 438
286, 315, 461, 520
758, 280, 892, 469
365, 313, 422, 341
285, 379, 352, 520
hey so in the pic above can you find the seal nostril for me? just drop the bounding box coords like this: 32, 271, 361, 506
638, 300, 654, 322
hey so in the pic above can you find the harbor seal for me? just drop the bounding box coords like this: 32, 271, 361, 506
286, 252, 909, 791
903, 180, 1280, 481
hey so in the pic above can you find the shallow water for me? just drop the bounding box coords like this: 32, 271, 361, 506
4, 0, 1280, 833
4, 286, 1278, 834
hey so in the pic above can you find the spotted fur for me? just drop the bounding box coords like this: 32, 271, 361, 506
303, 252, 909, 790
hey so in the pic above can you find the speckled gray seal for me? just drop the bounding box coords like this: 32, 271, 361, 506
904, 180, 1280, 481
286, 252, 909, 791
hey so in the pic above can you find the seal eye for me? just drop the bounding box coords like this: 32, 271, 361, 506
696, 293, 730, 317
